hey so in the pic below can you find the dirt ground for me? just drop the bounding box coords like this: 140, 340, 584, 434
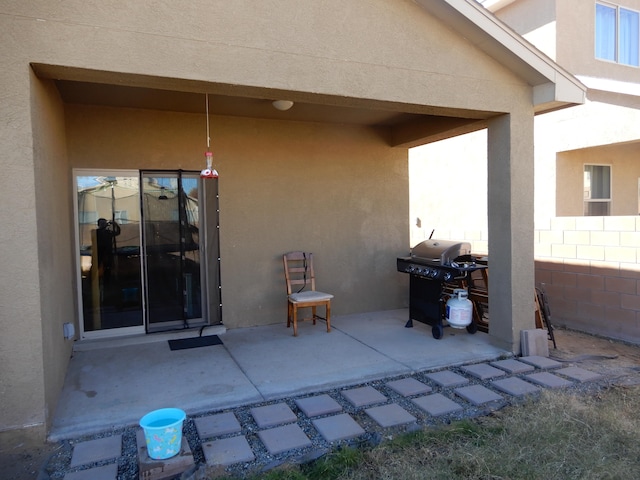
1, 327, 639, 480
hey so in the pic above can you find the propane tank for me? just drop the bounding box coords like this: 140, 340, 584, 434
446, 289, 473, 329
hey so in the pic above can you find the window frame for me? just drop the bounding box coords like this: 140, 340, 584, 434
583, 163, 612, 216
595, 1, 640, 67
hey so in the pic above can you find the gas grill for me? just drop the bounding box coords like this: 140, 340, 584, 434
397, 239, 486, 339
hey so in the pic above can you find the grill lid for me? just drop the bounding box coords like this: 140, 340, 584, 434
410, 239, 471, 266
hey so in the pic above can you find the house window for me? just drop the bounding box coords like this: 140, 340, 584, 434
596, 2, 640, 66
584, 164, 611, 215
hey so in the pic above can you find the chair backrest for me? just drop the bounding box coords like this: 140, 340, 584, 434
283, 251, 317, 295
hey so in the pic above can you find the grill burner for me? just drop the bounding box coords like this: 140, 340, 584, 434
397, 239, 486, 339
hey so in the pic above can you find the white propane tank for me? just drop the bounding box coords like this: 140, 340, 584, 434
446, 289, 473, 329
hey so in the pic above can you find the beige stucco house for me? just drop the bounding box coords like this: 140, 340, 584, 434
0, 0, 584, 440
411, 0, 640, 342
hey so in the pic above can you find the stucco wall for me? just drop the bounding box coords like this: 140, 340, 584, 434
65, 105, 410, 329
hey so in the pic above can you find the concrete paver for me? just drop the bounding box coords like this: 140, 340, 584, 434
412, 393, 463, 416
295, 394, 343, 417
70, 435, 122, 467
425, 370, 469, 387
490, 359, 535, 374
64, 463, 118, 480
341, 386, 387, 408
491, 377, 540, 397
258, 423, 312, 455
557, 366, 603, 382
460, 363, 506, 380
454, 385, 504, 405
519, 355, 563, 369
365, 403, 416, 428
312, 413, 366, 442
524, 372, 574, 389
251, 403, 297, 428
386, 377, 432, 396
202, 436, 255, 466
195, 412, 242, 438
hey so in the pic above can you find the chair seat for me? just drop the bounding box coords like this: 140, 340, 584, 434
289, 291, 334, 303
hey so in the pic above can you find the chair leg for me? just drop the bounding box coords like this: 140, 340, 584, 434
312, 306, 317, 325
326, 301, 331, 333
287, 302, 291, 328
292, 305, 299, 336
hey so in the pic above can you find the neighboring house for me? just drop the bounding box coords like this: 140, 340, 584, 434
411, 0, 640, 343
0, 1, 583, 440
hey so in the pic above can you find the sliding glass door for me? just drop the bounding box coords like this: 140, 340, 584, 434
75, 170, 210, 338
141, 172, 205, 332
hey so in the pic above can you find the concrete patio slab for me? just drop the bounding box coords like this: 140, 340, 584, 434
50, 340, 261, 440
50, 309, 508, 441
312, 414, 366, 442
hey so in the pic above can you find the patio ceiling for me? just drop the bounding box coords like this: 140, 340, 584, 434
33, 62, 493, 149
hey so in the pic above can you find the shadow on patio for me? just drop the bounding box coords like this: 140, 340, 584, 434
49, 309, 508, 440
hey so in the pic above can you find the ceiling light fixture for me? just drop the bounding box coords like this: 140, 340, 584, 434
272, 100, 294, 111
200, 93, 219, 179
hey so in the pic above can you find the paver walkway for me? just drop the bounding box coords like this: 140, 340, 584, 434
43, 356, 603, 479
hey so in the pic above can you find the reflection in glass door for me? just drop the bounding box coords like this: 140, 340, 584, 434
75, 173, 144, 336
142, 172, 205, 332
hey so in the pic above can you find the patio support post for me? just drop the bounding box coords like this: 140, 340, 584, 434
486, 111, 536, 353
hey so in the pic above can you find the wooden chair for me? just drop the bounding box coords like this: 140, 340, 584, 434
283, 251, 333, 336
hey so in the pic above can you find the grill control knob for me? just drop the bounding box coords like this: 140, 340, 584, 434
429, 269, 438, 278
443, 272, 452, 281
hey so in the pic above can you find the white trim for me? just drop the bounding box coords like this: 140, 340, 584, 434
576, 75, 640, 97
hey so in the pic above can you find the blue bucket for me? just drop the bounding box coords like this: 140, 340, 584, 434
139, 408, 186, 460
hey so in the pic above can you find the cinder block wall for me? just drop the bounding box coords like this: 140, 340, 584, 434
534, 216, 640, 344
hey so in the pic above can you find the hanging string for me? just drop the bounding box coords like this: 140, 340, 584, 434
205, 93, 211, 151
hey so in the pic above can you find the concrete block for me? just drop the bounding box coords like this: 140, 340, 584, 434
490, 359, 535, 374
556, 366, 602, 383
519, 356, 562, 369
521, 329, 549, 357
138, 437, 194, 480
524, 372, 573, 389
491, 377, 540, 397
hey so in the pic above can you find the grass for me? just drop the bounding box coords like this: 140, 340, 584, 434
220, 384, 640, 480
